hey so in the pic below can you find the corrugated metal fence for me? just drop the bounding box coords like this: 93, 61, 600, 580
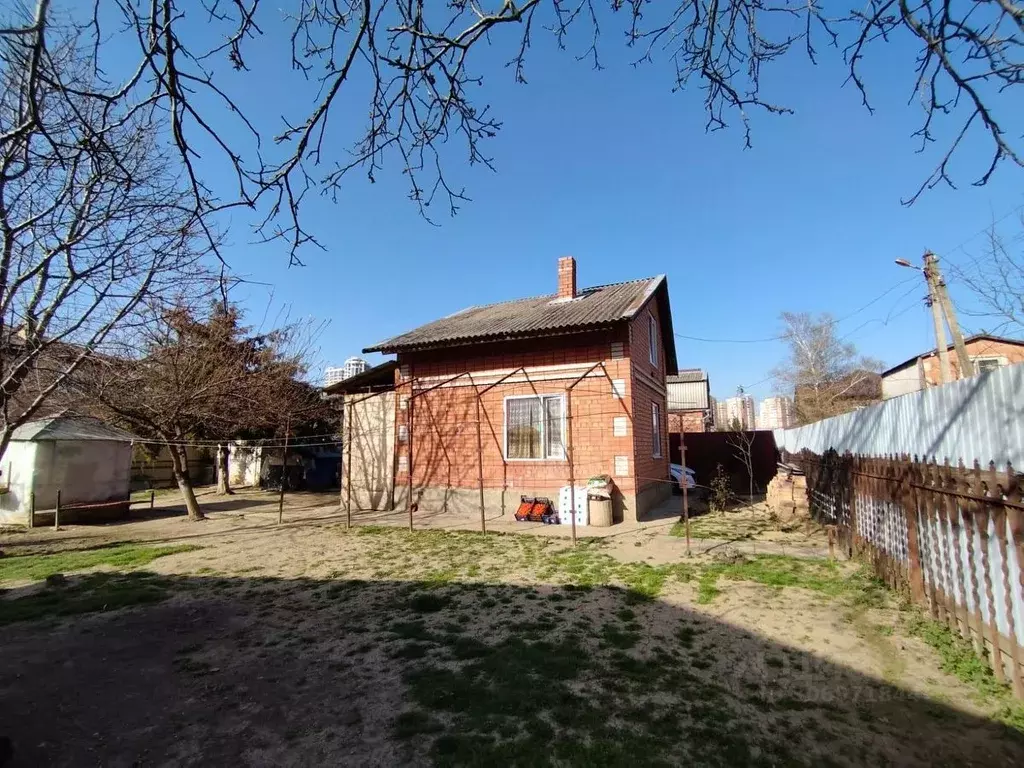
774, 364, 1024, 467
793, 449, 1024, 699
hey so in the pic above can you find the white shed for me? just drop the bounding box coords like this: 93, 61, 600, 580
0, 415, 137, 526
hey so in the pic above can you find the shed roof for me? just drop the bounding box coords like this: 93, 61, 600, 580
667, 369, 707, 384
322, 360, 397, 396
364, 275, 678, 373
11, 415, 137, 443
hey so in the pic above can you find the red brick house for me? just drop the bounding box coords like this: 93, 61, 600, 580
881, 334, 1024, 399
363, 257, 677, 524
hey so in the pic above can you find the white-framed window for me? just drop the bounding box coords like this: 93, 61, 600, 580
648, 313, 658, 366
504, 394, 565, 460
651, 402, 662, 458
973, 356, 1006, 374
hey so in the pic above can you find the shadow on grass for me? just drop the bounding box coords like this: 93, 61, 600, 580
0, 571, 1022, 767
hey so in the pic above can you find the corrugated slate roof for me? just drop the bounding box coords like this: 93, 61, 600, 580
365, 276, 665, 354
667, 370, 707, 384
12, 415, 137, 443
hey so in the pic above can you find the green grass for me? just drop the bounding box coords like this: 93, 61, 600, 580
669, 517, 769, 541
129, 487, 181, 503
904, 612, 1024, 732
387, 586, 792, 767
0, 571, 170, 624
694, 555, 885, 607
0, 543, 199, 584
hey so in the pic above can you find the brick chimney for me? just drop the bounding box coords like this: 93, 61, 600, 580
557, 256, 577, 300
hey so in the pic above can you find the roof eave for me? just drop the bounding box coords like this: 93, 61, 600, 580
364, 321, 622, 356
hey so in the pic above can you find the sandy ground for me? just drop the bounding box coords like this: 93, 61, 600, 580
1, 489, 1022, 766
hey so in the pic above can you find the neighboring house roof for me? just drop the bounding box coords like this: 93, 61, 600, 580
323, 361, 398, 396
364, 276, 678, 373
667, 369, 707, 384
11, 414, 137, 442
881, 334, 1024, 377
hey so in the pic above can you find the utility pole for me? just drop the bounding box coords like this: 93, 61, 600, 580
926, 252, 973, 378
923, 259, 952, 384
896, 251, 973, 384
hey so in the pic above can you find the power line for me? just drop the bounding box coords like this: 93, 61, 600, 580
674, 276, 916, 344
935, 201, 1024, 265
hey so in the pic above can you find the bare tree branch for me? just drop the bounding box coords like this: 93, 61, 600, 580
773, 312, 885, 424
4, 1, 1017, 271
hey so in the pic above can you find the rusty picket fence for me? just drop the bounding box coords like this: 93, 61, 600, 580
787, 448, 1024, 699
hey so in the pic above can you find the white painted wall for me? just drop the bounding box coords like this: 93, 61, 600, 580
229, 443, 263, 487
0, 441, 37, 525
881, 360, 924, 400
0, 439, 132, 525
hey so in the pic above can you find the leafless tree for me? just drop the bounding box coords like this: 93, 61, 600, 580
727, 428, 756, 500
2, 1, 1019, 271
0, 20, 210, 461
950, 215, 1024, 335
73, 303, 323, 520
773, 312, 884, 425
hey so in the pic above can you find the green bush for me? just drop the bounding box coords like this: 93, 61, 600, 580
709, 463, 730, 512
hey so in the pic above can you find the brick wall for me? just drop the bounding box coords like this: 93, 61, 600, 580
391, 305, 672, 521
668, 410, 706, 433
921, 338, 1024, 385
394, 330, 635, 493
628, 299, 670, 497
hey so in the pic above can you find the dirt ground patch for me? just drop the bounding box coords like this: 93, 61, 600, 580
1, 505, 1023, 766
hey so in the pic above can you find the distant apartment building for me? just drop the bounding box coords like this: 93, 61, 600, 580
758, 396, 795, 430
324, 367, 347, 387
343, 356, 370, 380
324, 357, 370, 387
715, 395, 755, 431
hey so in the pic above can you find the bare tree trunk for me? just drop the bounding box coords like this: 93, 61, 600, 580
216, 443, 234, 495
169, 444, 204, 521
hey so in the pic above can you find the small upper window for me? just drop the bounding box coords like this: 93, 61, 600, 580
648, 313, 658, 366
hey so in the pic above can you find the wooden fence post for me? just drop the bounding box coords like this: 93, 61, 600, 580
922, 460, 942, 622
960, 462, 986, 656
903, 457, 925, 604
974, 460, 1006, 683
944, 461, 969, 643
1005, 463, 1024, 699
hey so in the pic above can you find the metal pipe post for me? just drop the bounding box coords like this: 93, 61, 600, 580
566, 388, 577, 547
680, 434, 691, 557
475, 392, 486, 534
278, 414, 291, 525
345, 398, 353, 529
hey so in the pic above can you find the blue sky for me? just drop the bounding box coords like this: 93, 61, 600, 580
166, 8, 1022, 403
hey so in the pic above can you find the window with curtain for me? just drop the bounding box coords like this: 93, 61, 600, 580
505, 395, 565, 459
648, 313, 658, 366
652, 402, 662, 458
974, 357, 1003, 373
